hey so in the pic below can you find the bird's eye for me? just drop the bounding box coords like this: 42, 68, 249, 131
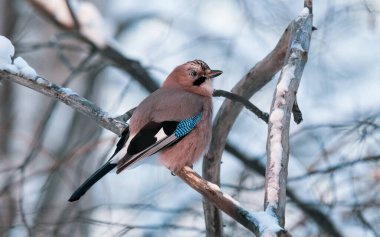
190, 70, 197, 77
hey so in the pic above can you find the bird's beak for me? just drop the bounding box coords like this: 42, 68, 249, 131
207, 69, 223, 79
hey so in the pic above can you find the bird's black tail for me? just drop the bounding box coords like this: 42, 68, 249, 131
68, 161, 117, 202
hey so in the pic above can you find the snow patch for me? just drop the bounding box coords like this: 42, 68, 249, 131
1, 64, 18, 74
248, 211, 283, 235
300, 7, 310, 17
292, 42, 305, 52
0, 36, 14, 65
14, 57, 37, 79
35, 77, 51, 86
0, 35, 38, 79
59, 87, 78, 96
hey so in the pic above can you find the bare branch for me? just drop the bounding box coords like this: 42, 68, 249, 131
264, 6, 313, 227
225, 143, 344, 237
212, 89, 269, 123
202, 12, 292, 237
0, 71, 126, 136
289, 155, 380, 182
176, 167, 261, 235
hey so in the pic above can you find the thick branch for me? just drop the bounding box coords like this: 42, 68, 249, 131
202, 14, 292, 237
176, 167, 261, 235
264, 7, 313, 227
226, 143, 344, 237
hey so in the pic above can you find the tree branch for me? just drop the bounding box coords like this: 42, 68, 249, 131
202, 11, 292, 237
176, 167, 261, 235
0, 71, 126, 136
264, 3, 313, 227
289, 155, 380, 182
226, 143, 344, 237
212, 89, 269, 123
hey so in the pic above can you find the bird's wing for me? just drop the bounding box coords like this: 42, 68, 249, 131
116, 113, 202, 173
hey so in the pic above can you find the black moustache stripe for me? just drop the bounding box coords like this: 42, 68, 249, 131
193, 76, 206, 86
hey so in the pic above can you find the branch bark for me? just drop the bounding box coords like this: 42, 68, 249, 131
212, 89, 269, 123
176, 167, 261, 235
264, 4, 313, 227
0, 72, 126, 136
226, 143, 344, 237
202, 13, 292, 237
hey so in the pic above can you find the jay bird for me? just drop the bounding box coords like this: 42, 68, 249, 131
68, 60, 222, 202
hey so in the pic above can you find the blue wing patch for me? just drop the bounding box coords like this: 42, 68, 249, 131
175, 113, 202, 138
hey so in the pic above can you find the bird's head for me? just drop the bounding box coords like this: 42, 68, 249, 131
163, 60, 223, 97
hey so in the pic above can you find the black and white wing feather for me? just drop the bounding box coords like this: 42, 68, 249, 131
115, 113, 202, 173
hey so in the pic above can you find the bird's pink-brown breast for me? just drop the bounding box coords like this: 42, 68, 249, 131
159, 96, 212, 172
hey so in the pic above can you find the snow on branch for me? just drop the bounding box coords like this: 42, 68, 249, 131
0, 36, 37, 79
0, 36, 126, 135
264, 5, 313, 227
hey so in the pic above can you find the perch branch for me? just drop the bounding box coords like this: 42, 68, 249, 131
176, 167, 260, 235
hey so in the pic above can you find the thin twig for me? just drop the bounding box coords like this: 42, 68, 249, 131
213, 89, 269, 123
289, 155, 380, 182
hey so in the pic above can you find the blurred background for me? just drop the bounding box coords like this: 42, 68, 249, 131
0, 0, 379, 236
